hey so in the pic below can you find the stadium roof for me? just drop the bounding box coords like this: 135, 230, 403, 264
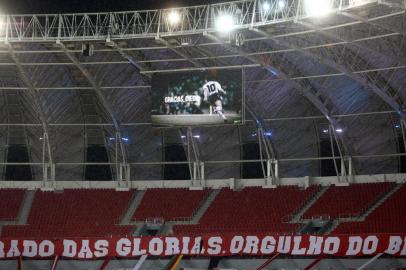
0, 0, 404, 180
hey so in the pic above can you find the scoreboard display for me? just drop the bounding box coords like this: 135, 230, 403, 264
150, 69, 244, 126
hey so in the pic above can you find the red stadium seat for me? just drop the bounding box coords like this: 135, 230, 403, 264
132, 188, 210, 222
334, 184, 406, 234
2, 189, 135, 238
0, 189, 25, 221
303, 182, 392, 220
173, 186, 319, 234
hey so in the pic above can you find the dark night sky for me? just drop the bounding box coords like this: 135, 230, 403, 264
1, 0, 233, 14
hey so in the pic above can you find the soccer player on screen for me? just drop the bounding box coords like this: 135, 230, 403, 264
202, 79, 228, 122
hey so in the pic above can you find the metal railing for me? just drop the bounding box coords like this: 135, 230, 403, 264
0, 152, 406, 181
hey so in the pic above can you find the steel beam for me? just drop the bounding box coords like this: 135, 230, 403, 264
18, 256, 23, 270
133, 254, 148, 270
99, 258, 111, 270
257, 253, 279, 270
204, 32, 351, 167
58, 42, 128, 165
357, 253, 384, 270
107, 42, 144, 71
7, 44, 53, 169
0, 0, 381, 42
339, 11, 406, 37
50, 255, 59, 270
304, 256, 323, 270
156, 37, 203, 68
254, 27, 406, 122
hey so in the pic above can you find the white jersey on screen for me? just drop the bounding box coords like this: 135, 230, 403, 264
203, 81, 225, 100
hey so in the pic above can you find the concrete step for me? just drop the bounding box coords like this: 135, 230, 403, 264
191, 188, 220, 224
17, 190, 36, 225
120, 190, 146, 225
358, 182, 403, 220
291, 185, 329, 223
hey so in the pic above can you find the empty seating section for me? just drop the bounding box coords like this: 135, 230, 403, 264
0, 189, 25, 220
0, 183, 403, 237
2, 189, 134, 237
334, 184, 406, 234
174, 186, 319, 234
303, 183, 392, 220
133, 188, 210, 222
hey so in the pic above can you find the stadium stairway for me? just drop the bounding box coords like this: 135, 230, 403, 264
158, 189, 221, 235
133, 189, 221, 236
0, 189, 35, 236
320, 183, 402, 234
17, 190, 36, 225
289, 185, 329, 223
119, 190, 146, 225
357, 183, 403, 221
190, 189, 221, 224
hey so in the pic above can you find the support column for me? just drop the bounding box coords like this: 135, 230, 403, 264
18, 256, 23, 270
304, 256, 323, 270
357, 253, 383, 270
133, 254, 148, 270
167, 254, 183, 270
257, 253, 279, 270
50, 255, 59, 270
99, 258, 111, 270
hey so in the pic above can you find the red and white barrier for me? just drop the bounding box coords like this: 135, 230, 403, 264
0, 234, 405, 259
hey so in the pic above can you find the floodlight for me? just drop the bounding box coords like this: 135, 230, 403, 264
262, 2, 271, 11
304, 0, 333, 17
168, 10, 181, 26
278, 0, 286, 9
215, 14, 235, 33
335, 128, 343, 133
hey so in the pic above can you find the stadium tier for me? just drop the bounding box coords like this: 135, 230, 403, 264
173, 186, 319, 234
2, 189, 134, 237
132, 188, 210, 222
1, 183, 405, 237
302, 182, 393, 220
334, 184, 406, 234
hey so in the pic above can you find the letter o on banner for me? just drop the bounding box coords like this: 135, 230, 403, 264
323, 237, 340, 255
39, 240, 55, 257
149, 238, 164, 256
230, 236, 244, 254
363, 236, 378, 255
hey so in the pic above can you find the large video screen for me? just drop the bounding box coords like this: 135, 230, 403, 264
151, 69, 244, 126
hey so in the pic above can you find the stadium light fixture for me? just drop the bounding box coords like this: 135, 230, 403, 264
278, 0, 286, 9
168, 10, 181, 26
395, 124, 401, 129
335, 128, 343, 133
122, 137, 129, 142
215, 14, 235, 33
322, 129, 329, 134
262, 2, 271, 11
304, 0, 333, 17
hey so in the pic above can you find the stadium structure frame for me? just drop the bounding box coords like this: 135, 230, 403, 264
0, 0, 403, 183
0, 0, 389, 42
